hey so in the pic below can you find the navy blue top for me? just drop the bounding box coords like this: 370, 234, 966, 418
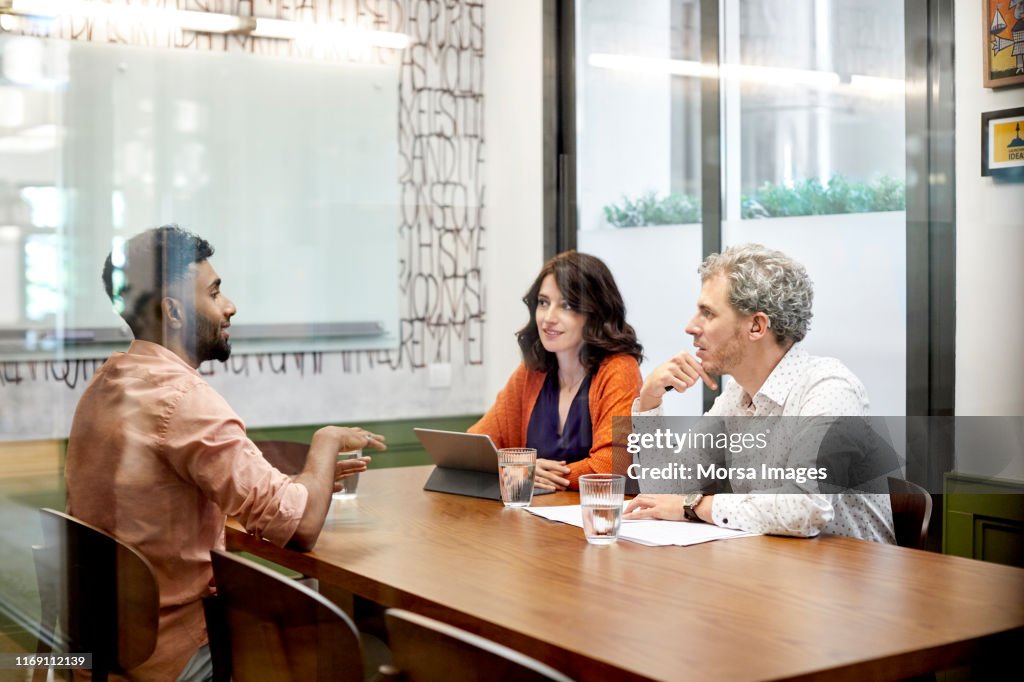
526, 370, 593, 463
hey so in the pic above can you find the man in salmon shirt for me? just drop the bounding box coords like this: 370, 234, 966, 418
65, 225, 386, 681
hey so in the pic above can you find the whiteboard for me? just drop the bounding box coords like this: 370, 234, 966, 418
6, 37, 400, 351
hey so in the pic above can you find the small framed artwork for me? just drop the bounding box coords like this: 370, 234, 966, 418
982, 107, 1024, 179
984, 0, 1024, 88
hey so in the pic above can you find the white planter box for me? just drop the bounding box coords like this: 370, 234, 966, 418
579, 223, 704, 416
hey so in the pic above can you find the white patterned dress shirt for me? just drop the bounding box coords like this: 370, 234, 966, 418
632, 348, 896, 543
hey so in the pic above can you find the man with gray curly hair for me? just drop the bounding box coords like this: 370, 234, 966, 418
698, 244, 814, 348
636, 244, 818, 402
626, 244, 894, 543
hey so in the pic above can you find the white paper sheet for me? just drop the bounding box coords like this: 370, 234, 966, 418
525, 504, 758, 546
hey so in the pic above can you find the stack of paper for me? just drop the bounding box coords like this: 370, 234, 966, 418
525, 505, 757, 546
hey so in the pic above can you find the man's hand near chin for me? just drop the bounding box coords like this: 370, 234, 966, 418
637, 351, 718, 412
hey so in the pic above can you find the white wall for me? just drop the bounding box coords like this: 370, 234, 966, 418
725, 211, 907, 417
482, 0, 545, 403
954, 0, 1024, 417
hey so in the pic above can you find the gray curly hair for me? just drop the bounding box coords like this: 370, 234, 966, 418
698, 244, 813, 346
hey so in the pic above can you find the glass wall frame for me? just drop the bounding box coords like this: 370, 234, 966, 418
543, 0, 956, 484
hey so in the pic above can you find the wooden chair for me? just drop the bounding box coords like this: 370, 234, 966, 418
253, 439, 309, 475
888, 477, 933, 549
379, 608, 574, 682
250, 439, 327, 589
205, 549, 364, 682
34, 508, 159, 682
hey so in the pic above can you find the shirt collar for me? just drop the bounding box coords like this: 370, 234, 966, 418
750, 347, 807, 410
126, 339, 199, 375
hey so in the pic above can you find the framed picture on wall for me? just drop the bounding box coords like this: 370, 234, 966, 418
981, 107, 1024, 178
985, 0, 1024, 88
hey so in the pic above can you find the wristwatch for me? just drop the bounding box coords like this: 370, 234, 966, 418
681, 493, 704, 522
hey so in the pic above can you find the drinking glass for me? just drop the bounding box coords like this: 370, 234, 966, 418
579, 474, 625, 545
333, 450, 362, 501
497, 448, 536, 508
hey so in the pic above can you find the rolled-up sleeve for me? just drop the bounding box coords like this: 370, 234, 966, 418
160, 383, 308, 547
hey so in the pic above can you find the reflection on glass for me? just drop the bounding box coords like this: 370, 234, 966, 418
575, 0, 907, 416
727, 0, 905, 219
722, 0, 907, 416
25, 232, 61, 322
1, 33, 402, 351
577, 0, 702, 232
20, 186, 61, 227
1, 36, 64, 331
576, 0, 704, 416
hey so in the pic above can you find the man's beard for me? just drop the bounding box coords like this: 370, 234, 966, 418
194, 314, 231, 363
701, 326, 745, 377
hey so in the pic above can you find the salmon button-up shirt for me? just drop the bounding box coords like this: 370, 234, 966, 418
66, 340, 308, 680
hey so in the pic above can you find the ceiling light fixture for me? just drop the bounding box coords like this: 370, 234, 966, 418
0, 0, 410, 48
588, 53, 902, 93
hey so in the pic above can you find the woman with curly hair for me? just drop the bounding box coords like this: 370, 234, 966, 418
469, 251, 643, 491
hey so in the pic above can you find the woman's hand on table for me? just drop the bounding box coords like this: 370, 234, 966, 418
535, 458, 571, 490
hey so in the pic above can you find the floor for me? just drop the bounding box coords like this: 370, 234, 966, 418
0, 440, 64, 681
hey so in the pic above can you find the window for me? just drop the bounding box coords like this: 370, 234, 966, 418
721, 0, 906, 416
574, 0, 704, 415
567, 0, 910, 416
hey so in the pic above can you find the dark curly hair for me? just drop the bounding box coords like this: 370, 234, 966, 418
517, 251, 643, 374
101, 225, 214, 336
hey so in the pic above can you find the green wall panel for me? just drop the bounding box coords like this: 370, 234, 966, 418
944, 473, 1024, 568
248, 415, 481, 470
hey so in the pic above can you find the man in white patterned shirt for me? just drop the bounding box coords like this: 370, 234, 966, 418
625, 244, 895, 543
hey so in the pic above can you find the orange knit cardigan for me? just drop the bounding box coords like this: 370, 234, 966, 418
469, 353, 642, 490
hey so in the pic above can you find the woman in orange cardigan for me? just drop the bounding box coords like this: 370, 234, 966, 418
469, 251, 643, 491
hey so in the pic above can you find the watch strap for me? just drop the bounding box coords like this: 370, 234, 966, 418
682, 493, 703, 522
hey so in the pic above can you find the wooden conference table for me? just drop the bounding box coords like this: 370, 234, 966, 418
226, 466, 1024, 681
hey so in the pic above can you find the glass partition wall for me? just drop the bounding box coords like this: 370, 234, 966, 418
575, 0, 704, 416
572, 0, 907, 416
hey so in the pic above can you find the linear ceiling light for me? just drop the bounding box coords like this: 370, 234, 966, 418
589, 53, 840, 88
0, 0, 253, 33
588, 53, 902, 92
848, 74, 905, 95
0, 0, 411, 47
588, 53, 712, 78
251, 18, 411, 49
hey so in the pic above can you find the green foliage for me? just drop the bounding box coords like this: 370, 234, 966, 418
741, 175, 906, 219
867, 175, 906, 211
603, 176, 905, 227
603, 191, 701, 227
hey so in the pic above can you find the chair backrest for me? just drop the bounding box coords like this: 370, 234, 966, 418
887, 477, 933, 549
253, 440, 309, 475
207, 549, 363, 682
380, 608, 574, 682
36, 508, 159, 680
